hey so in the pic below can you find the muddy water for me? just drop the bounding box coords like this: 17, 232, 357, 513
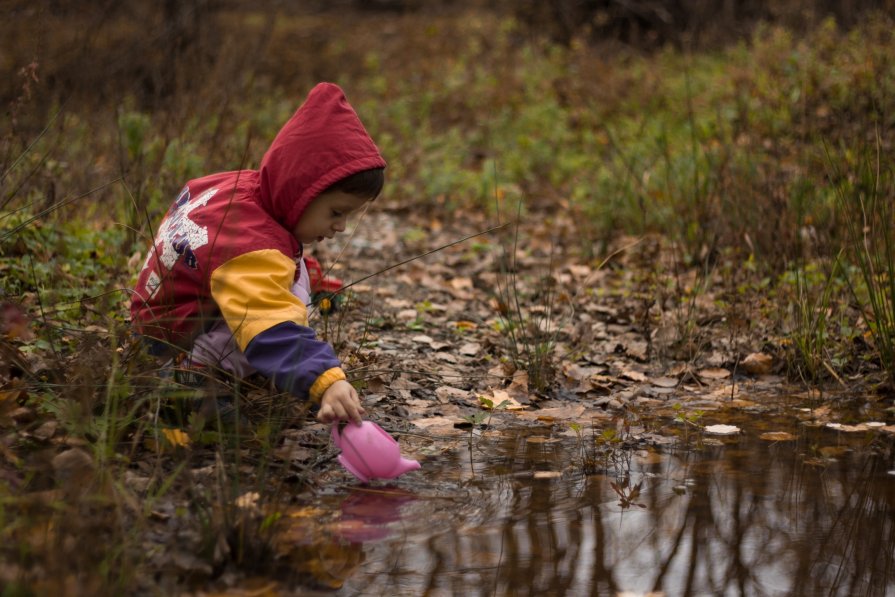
279, 410, 895, 596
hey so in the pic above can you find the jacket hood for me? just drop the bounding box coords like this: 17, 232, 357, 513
258, 82, 387, 231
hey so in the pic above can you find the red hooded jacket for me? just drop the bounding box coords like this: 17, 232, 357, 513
131, 83, 386, 402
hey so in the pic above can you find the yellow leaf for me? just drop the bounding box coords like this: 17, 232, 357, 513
161, 428, 190, 448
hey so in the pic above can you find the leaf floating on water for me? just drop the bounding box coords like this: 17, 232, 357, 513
826, 422, 872, 432
819, 445, 850, 457
651, 376, 679, 388
532, 471, 562, 479
526, 436, 560, 444
760, 431, 796, 441
704, 424, 740, 435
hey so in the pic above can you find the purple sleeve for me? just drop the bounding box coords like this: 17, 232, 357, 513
244, 321, 341, 400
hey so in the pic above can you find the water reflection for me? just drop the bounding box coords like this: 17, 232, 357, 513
333, 422, 894, 596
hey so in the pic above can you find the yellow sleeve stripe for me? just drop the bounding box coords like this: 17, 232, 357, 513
210, 250, 308, 351
309, 367, 347, 403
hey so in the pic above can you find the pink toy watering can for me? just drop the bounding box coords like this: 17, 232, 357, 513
331, 421, 421, 483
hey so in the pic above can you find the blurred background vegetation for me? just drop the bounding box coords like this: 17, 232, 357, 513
2, 0, 894, 381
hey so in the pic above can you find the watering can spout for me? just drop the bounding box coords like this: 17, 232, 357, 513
393, 457, 422, 476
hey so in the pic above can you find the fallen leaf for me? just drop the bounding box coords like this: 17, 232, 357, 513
652, 376, 679, 388
759, 431, 796, 441
704, 424, 740, 435
458, 342, 481, 356
741, 352, 773, 375
619, 368, 647, 382
162, 428, 191, 447
566, 264, 592, 278
410, 416, 465, 435
235, 491, 260, 510
825, 422, 870, 432
698, 368, 731, 380
532, 471, 562, 479
482, 389, 525, 411
526, 436, 560, 444
819, 445, 850, 457
515, 405, 587, 423
449, 277, 473, 290
435, 386, 469, 403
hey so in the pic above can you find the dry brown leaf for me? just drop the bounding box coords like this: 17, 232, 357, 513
619, 368, 647, 382
741, 352, 773, 375
566, 264, 592, 278
449, 277, 473, 291
410, 416, 465, 431
698, 367, 731, 380
652, 376, 679, 388
705, 384, 739, 400
458, 342, 481, 356
483, 389, 526, 411
704, 424, 740, 435
435, 386, 469, 403
825, 422, 871, 433
526, 436, 560, 444
520, 405, 586, 421
532, 471, 562, 479
759, 431, 796, 441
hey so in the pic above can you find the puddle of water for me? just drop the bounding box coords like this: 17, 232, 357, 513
273, 407, 895, 596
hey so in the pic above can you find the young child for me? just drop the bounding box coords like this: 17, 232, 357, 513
130, 82, 386, 426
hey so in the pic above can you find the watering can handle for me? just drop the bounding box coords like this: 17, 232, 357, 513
330, 423, 342, 449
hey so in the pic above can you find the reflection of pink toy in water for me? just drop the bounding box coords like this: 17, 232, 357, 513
331, 421, 421, 483
337, 489, 418, 542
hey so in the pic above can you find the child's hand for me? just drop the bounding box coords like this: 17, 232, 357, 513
317, 380, 365, 425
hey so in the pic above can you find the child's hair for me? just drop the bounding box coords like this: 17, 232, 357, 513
324, 167, 385, 200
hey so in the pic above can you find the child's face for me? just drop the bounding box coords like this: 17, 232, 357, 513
293, 191, 371, 244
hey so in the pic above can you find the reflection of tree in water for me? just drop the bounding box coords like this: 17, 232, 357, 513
346, 431, 894, 596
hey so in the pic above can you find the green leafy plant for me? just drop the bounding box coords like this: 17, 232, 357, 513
828, 136, 895, 385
